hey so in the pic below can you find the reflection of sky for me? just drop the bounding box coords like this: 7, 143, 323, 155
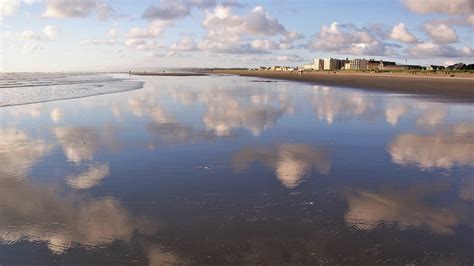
0, 74, 473, 261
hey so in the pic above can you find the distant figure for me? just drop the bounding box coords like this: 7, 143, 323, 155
299, 69, 303, 76
129, 70, 131, 77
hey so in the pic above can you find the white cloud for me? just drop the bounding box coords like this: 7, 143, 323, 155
198, 5, 300, 54
108, 28, 119, 39
308, 22, 393, 56
141, 2, 190, 21
251, 39, 279, 50
43, 25, 59, 40
0, 0, 20, 19
43, 0, 115, 20
22, 42, 42, 54
390, 23, 418, 43
125, 39, 162, 50
170, 36, 197, 51
126, 20, 170, 39
81, 39, 118, 45
20, 30, 42, 40
406, 42, 472, 57
401, 0, 472, 15
276, 54, 304, 62
203, 5, 287, 38
424, 23, 459, 43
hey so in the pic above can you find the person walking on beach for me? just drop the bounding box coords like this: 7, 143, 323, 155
129, 70, 131, 77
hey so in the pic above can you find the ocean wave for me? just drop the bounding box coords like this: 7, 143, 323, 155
0, 73, 143, 107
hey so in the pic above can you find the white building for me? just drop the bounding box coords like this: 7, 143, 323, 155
323, 58, 344, 70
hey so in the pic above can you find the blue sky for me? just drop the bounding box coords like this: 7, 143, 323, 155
1, 0, 473, 71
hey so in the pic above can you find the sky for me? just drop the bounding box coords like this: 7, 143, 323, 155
0, 0, 473, 72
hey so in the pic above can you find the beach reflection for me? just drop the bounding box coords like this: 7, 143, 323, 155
0, 74, 473, 263
166, 85, 293, 136
233, 143, 331, 188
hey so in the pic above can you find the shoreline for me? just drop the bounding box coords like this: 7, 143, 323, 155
210, 70, 474, 100
131, 72, 207, 76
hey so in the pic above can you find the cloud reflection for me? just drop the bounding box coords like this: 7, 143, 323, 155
311, 86, 377, 124
233, 143, 331, 188
388, 124, 474, 169
66, 163, 110, 189
345, 189, 460, 235
0, 178, 153, 254
0, 129, 52, 179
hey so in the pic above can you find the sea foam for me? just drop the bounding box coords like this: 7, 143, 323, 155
0, 73, 143, 107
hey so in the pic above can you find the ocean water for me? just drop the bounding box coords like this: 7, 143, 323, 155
0, 73, 143, 107
0, 73, 473, 264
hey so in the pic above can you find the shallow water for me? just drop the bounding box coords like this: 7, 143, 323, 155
0, 74, 473, 264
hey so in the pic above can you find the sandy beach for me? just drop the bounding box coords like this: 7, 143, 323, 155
211, 70, 474, 99
131, 72, 207, 76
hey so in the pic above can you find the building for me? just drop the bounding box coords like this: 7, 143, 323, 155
313, 59, 324, 70
427, 65, 445, 71
349, 59, 368, 70
366, 59, 396, 70
323, 58, 344, 70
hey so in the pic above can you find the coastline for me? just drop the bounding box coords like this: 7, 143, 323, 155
210, 70, 474, 99
131, 72, 207, 76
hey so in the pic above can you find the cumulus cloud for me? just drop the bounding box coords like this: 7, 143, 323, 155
390, 23, 418, 43
233, 143, 331, 188
142, 2, 190, 21
276, 54, 304, 62
108, 27, 119, 39
387, 124, 474, 170
197, 5, 301, 54
43, 0, 115, 20
203, 5, 287, 38
170, 36, 197, 51
424, 23, 459, 43
22, 42, 43, 54
20, 30, 42, 40
81, 39, 118, 45
405, 42, 472, 57
127, 20, 170, 39
43, 25, 59, 40
308, 22, 394, 56
0, 0, 37, 21
401, 0, 472, 15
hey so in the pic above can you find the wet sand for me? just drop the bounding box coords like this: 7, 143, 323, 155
211, 70, 474, 99
132, 72, 207, 76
